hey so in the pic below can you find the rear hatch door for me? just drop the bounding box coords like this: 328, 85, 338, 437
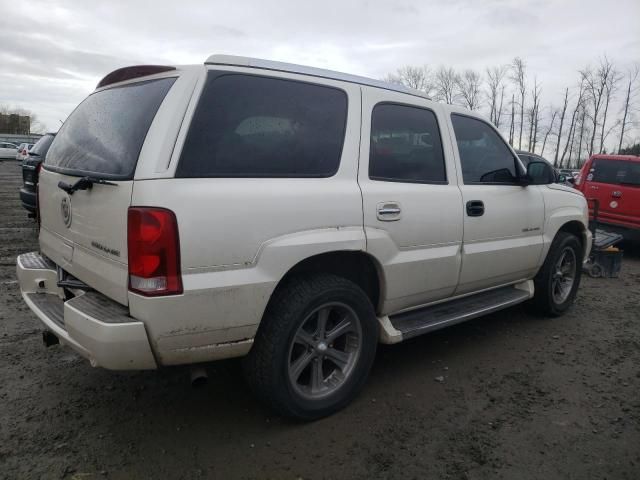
39, 76, 177, 305
583, 158, 640, 228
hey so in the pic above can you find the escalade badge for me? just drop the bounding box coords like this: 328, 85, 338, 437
61, 196, 72, 227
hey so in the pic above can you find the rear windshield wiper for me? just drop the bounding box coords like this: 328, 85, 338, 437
58, 176, 118, 195
27, 152, 40, 157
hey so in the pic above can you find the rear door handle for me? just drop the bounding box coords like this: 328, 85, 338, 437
466, 200, 484, 217
377, 202, 401, 221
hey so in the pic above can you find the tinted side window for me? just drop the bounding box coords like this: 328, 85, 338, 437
591, 159, 640, 186
451, 114, 519, 184
45, 78, 176, 179
176, 74, 348, 178
369, 104, 446, 183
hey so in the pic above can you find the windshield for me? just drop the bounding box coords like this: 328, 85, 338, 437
44, 77, 175, 179
591, 159, 640, 186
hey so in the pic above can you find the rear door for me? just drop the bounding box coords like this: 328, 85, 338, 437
358, 88, 464, 314
583, 158, 640, 228
39, 76, 178, 304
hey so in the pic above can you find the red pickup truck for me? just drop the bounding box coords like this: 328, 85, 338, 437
575, 154, 640, 241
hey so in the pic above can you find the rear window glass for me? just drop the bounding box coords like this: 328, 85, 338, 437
45, 77, 176, 179
591, 159, 640, 186
176, 73, 348, 178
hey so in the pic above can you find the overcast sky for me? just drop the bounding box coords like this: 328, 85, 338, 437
1, 0, 639, 147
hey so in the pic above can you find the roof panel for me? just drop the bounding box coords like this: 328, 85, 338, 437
205, 54, 430, 100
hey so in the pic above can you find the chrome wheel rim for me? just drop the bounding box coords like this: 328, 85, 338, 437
287, 302, 362, 400
552, 247, 577, 304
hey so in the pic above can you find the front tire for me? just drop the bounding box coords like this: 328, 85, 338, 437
532, 231, 583, 316
243, 274, 378, 420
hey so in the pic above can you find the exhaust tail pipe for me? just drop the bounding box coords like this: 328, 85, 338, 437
190, 366, 208, 388
42, 330, 59, 347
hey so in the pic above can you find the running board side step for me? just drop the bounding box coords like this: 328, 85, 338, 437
387, 282, 533, 341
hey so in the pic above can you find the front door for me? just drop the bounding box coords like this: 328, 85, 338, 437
448, 113, 545, 294
358, 88, 464, 315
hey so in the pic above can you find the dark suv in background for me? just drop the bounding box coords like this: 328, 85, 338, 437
19, 132, 56, 215
515, 150, 573, 185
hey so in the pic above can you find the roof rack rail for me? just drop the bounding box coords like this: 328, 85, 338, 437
205, 54, 430, 100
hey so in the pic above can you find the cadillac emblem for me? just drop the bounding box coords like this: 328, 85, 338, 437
61, 196, 72, 227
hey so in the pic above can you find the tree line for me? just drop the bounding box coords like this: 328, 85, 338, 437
384, 57, 640, 168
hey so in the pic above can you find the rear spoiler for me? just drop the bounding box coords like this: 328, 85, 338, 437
96, 65, 176, 89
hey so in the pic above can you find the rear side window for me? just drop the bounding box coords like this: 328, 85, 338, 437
45, 77, 176, 179
369, 103, 446, 183
451, 114, 519, 184
176, 73, 348, 178
591, 159, 640, 186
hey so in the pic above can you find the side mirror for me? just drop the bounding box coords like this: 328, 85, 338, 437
526, 161, 554, 185
566, 176, 575, 184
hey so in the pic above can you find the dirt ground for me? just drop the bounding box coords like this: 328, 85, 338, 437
0, 160, 638, 480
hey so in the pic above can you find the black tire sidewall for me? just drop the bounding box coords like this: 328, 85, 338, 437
268, 276, 378, 419
537, 233, 583, 315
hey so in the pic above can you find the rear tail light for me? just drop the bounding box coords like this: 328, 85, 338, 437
127, 207, 182, 296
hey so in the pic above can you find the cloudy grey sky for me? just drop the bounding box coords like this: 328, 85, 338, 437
1, 0, 639, 147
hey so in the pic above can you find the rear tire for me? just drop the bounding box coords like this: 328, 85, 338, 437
243, 274, 378, 420
532, 231, 583, 316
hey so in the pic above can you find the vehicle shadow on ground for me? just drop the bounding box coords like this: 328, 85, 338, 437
40, 301, 538, 427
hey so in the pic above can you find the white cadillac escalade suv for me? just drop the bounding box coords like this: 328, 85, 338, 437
17, 55, 592, 419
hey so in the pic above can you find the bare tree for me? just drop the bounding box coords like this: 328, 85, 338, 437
576, 104, 588, 167
456, 69, 482, 110
618, 64, 640, 153
561, 107, 578, 168
527, 78, 541, 152
598, 67, 621, 153
434, 66, 459, 104
554, 88, 570, 166
486, 65, 508, 124
496, 85, 506, 129
508, 94, 516, 146
510, 57, 527, 149
540, 108, 557, 157
566, 112, 577, 168
581, 56, 615, 155
384, 65, 435, 96
560, 80, 586, 166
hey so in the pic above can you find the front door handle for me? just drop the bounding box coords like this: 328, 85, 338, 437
377, 202, 402, 221
466, 200, 485, 217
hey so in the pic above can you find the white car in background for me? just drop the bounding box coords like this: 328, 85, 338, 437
0, 142, 18, 159
16, 143, 35, 161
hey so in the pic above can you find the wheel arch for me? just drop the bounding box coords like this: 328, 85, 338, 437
268, 250, 386, 315
557, 220, 588, 253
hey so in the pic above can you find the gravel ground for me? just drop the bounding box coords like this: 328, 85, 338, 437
1, 160, 639, 480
